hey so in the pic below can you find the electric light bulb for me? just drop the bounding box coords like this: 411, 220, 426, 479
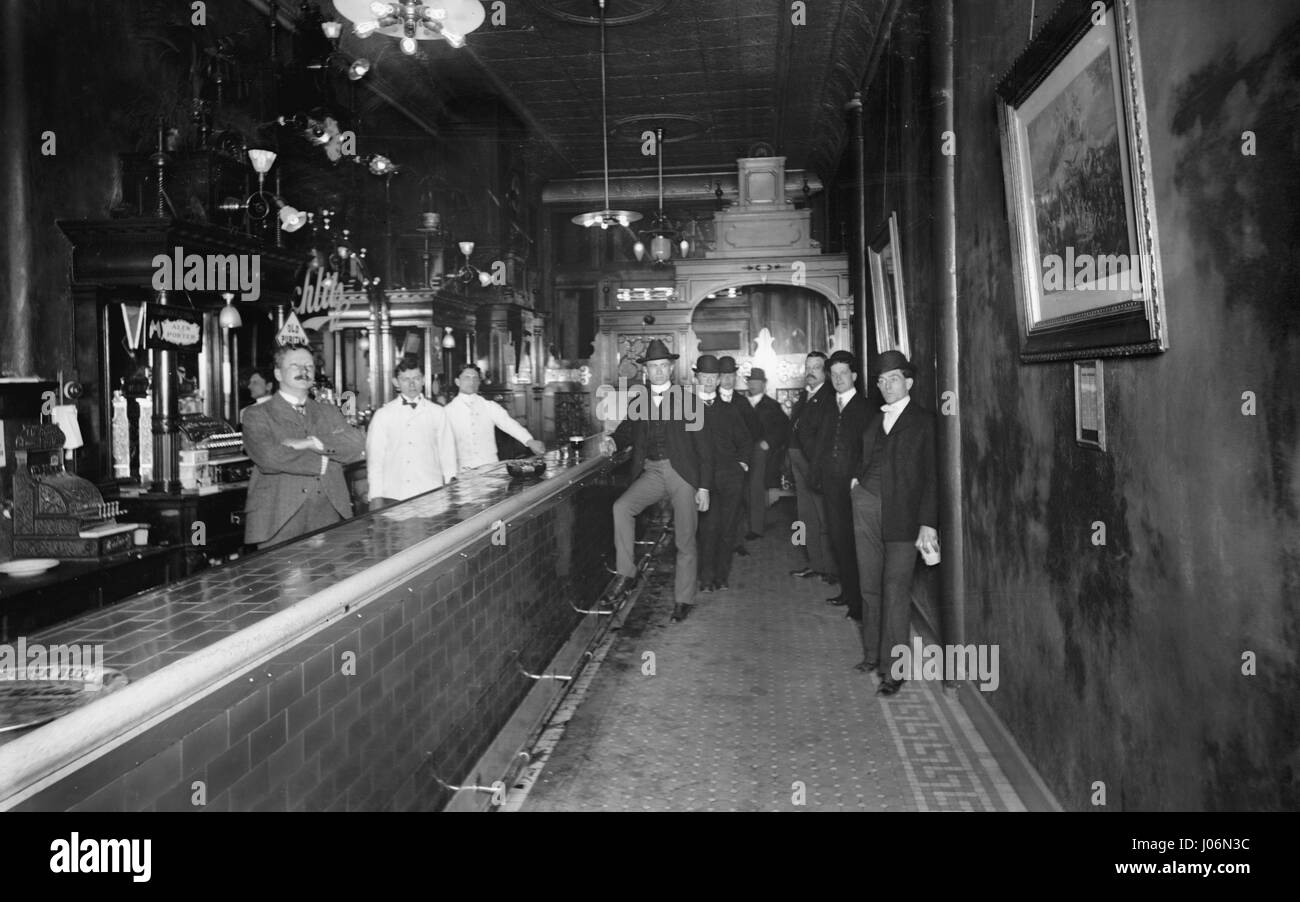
400, 36, 418, 54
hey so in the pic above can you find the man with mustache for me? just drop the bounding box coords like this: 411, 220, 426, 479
787, 351, 837, 584
241, 344, 366, 548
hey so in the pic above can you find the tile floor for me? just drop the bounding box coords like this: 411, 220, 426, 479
519, 500, 1025, 812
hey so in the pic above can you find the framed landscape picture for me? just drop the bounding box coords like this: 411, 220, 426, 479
996, 0, 1167, 362
868, 211, 910, 359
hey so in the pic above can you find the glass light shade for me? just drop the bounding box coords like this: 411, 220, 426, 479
650, 234, 673, 263
368, 155, 394, 175
442, 29, 465, 48
441, 327, 456, 349
279, 205, 307, 232
348, 58, 371, 80
335, 0, 485, 39
355, 19, 380, 37
679, 237, 690, 256
218, 298, 242, 329
458, 241, 474, 256
571, 209, 642, 229
632, 241, 646, 261
321, 20, 343, 39
246, 148, 277, 173
400, 35, 418, 54
369, 2, 395, 17
477, 271, 493, 288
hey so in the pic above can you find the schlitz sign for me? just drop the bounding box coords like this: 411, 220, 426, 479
145, 305, 204, 352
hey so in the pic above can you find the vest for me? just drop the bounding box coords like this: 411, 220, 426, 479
647, 404, 669, 460
824, 407, 857, 474
861, 420, 889, 496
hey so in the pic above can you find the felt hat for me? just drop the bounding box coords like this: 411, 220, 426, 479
693, 354, 722, 374
748, 367, 767, 381
718, 356, 738, 374
875, 350, 912, 375
637, 339, 678, 363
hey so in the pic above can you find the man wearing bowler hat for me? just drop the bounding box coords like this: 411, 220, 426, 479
695, 354, 752, 592
719, 355, 760, 557
850, 350, 939, 696
602, 340, 713, 622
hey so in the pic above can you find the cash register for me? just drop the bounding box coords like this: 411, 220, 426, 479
10, 423, 139, 558
177, 413, 252, 488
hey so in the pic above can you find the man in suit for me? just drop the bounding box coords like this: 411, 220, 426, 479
852, 350, 939, 696
695, 355, 752, 592
602, 340, 713, 622
812, 350, 872, 621
718, 355, 759, 558
366, 357, 458, 510
788, 351, 837, 584
742, 367, 790, 538
242, 344, 367, 548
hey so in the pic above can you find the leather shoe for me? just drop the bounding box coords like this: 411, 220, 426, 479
734, 546, 750, 557
670, 603, 692, 622
699, 582, 715, 593
825, 595, 847, 606
790, 567, 816, 578
745, 532, 762, 541
716, 581, 729, 591
876, 678, 904, 696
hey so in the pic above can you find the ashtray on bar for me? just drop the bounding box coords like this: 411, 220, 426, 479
504, 458, 548, 478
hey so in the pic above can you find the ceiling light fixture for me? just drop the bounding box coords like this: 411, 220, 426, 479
334, 0, 484, 52
634, 126, 679, 264
572, 0, 641, 231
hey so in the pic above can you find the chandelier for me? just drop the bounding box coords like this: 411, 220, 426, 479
333, 0, 486, 54
572, 0, 641, 231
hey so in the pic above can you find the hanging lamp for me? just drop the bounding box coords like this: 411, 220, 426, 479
634, 126, 679, 263
572, 0, 641, 231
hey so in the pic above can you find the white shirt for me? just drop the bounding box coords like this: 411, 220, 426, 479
444, 392, 538, 470
881, 394, 911, 435
835, 387, 857, 410
719, 388, 734, 402
367, 395, 458, 501
746, 393, 762, 407
806, 381, 826, 398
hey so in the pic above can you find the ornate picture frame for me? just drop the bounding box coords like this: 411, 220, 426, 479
996, 0, 1167, 362
868, 211, 910, 359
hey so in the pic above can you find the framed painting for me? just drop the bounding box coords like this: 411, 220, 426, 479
868, 211, 910, 359
996, 0, 1166, 362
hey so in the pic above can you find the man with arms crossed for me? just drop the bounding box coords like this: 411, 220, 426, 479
242, 344, 366, 548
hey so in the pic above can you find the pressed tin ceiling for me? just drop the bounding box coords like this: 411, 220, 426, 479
326, 0, 893, 183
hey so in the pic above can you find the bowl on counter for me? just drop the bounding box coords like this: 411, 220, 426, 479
504, 458, 548, 479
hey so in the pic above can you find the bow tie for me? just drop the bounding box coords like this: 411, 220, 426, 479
402, 398, 419, 409
293, 404, 306, 416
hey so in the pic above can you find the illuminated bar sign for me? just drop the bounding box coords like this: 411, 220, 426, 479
145, 305, 204, 352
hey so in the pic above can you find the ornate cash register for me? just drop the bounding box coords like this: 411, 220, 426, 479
177, 413, 253, 488
11, 424, 139, 558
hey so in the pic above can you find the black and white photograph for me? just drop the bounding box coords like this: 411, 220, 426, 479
0, 0, 1295, 881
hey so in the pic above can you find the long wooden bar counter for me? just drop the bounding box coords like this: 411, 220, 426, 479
0, 444, 622, 811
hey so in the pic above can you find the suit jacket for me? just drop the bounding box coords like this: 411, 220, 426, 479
612, 384, 714, 491
706, 396, 754, 477
811, 391, 872, 489
731, 391, 762, 440
854, 400, 939, 541
750, 393, 791, 486
242, 394, 366, 544
788, 382, 833, 454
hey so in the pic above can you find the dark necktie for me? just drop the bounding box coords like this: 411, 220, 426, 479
294, 403, 306, 417
403, 399, 418, 409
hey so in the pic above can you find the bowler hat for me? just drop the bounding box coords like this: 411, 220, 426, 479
637, 339, 679, 363
875, 350, 912, 375
694, 354, 722, 374
748, 367, 767, 382
718, 356, 738, 374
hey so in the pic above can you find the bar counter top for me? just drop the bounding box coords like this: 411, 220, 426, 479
0, 445, 617, 806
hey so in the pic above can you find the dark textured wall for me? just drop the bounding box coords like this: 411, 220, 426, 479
948, 0, 1299, 809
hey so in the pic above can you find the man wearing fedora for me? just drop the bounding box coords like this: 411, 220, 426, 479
742, 366, 790, 539
602, 339, 713, 622
850, 350, 939, 696
695, 354, 752, 592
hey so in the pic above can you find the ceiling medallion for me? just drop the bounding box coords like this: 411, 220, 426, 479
524, 0, 674, 26
610, 114, 708, 144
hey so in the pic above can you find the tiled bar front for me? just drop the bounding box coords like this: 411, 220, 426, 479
0, 451, 620, 812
